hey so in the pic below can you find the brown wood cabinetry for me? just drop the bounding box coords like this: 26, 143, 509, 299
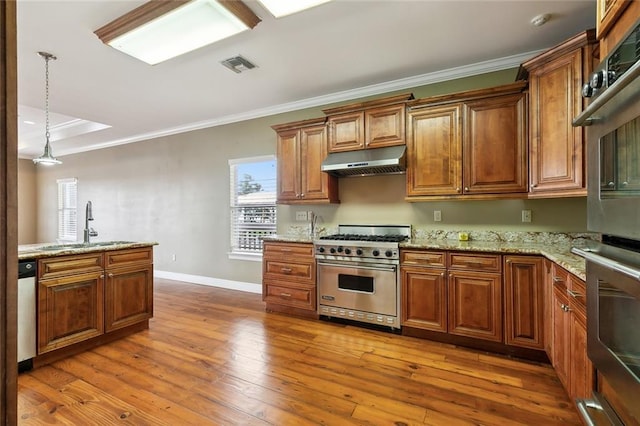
550, 263, 594, 400
262, 241, 317, 317
105, 248, 154, 332
401, 250, 503, 343
273, 118, 339, 204
520, 30, 597, 198
37, 247, 153, 357
406, 82, 527, 199
543, 259, 554, 358
597, 0, 634, 43
504, 256, 544, 350
323, 94, 412, 153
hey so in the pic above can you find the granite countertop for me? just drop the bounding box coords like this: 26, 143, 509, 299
264, 233, 587, 280
18, 240, 158, 260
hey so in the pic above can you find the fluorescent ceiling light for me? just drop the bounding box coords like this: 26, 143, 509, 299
258, 0, 331, 18
94, 0, 261, 65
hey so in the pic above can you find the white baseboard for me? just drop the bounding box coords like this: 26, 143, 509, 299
154, 270, 262, 294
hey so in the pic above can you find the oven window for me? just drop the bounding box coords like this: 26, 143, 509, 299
600, 115, 640, 197
598, 279, 640, 379
338, 274, 374, 293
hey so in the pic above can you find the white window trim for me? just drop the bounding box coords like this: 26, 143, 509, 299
228, 155, 277, 259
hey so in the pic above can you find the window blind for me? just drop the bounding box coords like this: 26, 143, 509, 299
57, 178, 78, 241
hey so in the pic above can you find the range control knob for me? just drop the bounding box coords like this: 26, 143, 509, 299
590, 70, 606, 89
356, 248, 363, 256
318, 246, 325, 253
385, 250, 393, 257
582, 83, 594, 98
344, 248, 352, 255
372, 249, 380, 256
337, 246, 344, 253
330, 247, 336, 254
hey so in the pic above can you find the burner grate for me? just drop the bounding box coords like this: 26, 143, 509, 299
319, 234, 408, 243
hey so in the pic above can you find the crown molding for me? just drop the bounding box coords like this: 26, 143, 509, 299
54, 49, 544, 157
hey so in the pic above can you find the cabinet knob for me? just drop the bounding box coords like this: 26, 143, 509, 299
530, 184, 537, 189
464, 187, 469, 192
108, 273, 114, 278
100, 275, 104, 279
506, 259, 511, 263
300, 193, 304, 198
607, 182, 615, 187
456, 187, 461, 193
440, 272, 445, 277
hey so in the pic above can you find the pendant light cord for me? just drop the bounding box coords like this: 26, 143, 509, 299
44, 54, 50, 143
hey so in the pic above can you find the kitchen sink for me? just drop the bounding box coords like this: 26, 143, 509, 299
38, 241, 135, 251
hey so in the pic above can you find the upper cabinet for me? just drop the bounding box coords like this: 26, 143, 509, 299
406, 82, 528, 200
323, 94, 413, 153
519, 30, 598, 198
272, 118, 339, 205
596, 0, 640, 59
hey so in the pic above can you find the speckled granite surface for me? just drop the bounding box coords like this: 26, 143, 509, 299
18, 241, 158, 260
265, 229, 597, 280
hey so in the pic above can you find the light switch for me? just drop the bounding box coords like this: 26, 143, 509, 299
295, 211, 308, 221
434, 210, 442, 222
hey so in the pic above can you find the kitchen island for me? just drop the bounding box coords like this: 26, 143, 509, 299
18, 241, 156, 368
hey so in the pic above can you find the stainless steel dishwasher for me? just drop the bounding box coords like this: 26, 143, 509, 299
18, 260, 36, 372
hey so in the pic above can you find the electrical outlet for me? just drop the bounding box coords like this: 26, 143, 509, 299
434, 210, 442, 222
171, 254, 176, 261
521, 210, 532, 223
295, 211, 308, 221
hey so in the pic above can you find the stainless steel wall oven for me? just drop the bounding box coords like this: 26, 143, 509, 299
572, 18, 640, 426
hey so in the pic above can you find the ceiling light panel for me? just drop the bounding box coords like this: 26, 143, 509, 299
258, 0, 331, 18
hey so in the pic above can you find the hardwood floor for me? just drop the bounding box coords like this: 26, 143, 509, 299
18, 278, 581, 425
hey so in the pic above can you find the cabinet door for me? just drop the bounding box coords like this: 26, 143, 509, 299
463, 93, 527, 194
276, 128, 301, 202
504, 256, 544, 349
543, 259, 553, 359
570, 308, 594, 400
300, 124, 336, 201
327, 112, 365, 152
552, 284, 571, 392
401, 266, 447, 332
448, 270, 503, 342
529, 49, 586, 195
406, 104, 462, 196
105, 264, 153, 332
597, 0, 632, 39
365, 104, 406, 149
38, 272, 104, 354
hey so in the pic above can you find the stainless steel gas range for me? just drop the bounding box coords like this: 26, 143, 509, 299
315, 224, 411, 329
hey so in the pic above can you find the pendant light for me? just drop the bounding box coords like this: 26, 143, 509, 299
33, 51, 62, 166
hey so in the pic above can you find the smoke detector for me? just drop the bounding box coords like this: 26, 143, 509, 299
531, 13, 551, 27
221, 55, 257, 73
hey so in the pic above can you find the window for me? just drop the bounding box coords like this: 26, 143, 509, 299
57, 178, 78, 241
229, 156, 277, 257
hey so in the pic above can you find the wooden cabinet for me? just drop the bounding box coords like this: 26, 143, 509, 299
323, 94, 413, 153
550, 264, 594, 400
37, 247, 154, 356
401, 250, 503, 343
543, 259, 554, 358
401, 250, 447, 332
262, 241, 317, 317
598, 1, 640, 57
504, 256, 544, 350
406, 82, 528, 199
520, 30, 597, 198
105, 248, 154, 332
596, 0, 633, 41
448, 253, 503, 342
273, 118, 339, 204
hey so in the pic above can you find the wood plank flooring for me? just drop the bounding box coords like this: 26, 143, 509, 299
18, 278, 581, 425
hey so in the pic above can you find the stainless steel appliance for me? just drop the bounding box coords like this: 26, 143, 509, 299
572, 18, 640, 426
315, 224, 410, 329
18, 260, 36, 372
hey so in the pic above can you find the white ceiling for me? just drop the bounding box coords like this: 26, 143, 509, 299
17, 0, 596, 160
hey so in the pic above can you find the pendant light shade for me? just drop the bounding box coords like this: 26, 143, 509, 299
33, 51, 62, 166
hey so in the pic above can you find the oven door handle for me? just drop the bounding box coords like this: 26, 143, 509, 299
317, 262, 397, 273
572, 247, 640, 280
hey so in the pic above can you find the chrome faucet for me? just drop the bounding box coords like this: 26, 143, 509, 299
83, 201, 98, 243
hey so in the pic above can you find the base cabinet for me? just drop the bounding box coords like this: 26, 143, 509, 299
504, 256, 544, 350
37, 246, 154, 356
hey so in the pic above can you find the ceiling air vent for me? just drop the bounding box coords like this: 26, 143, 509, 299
221, 55, 256, 73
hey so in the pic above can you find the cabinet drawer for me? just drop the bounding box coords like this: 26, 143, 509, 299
401, 250, 446, 268
38, 253, 104, 280
263, 259, 315, 284
263, 283, 315, 310
106, 247, 153, 269
568, 274, 587, 315
551, 264, 569, 291
448, 252, 501, 272
264, 242, 314, 258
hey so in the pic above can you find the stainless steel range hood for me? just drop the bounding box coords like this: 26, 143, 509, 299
321, 146, 406, 177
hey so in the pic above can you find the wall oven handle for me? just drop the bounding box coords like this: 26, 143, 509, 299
573, 59, 640, 127
572, 247, 640, 280
317, 262, 396, 273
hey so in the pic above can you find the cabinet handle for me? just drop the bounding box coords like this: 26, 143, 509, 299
553, 276, 564, 283
530, 184, 537, 189
281, 268, 292, 273
280, 292, 292, 298
567, 289, 583, 299
280, 248, 292, 253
